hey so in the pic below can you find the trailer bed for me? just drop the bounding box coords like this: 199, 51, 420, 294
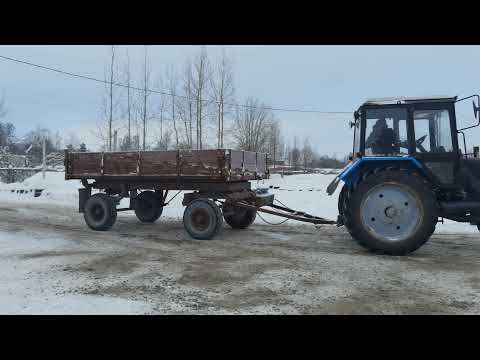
65, 149, 268, 182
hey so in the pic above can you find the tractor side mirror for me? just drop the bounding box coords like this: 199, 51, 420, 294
473, 99, 480, 119
354, 110, 360, 121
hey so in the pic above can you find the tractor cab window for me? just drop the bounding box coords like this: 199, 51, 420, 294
365, 108, 408, 156
413, 110, 453, 153
353, 118, 361, 154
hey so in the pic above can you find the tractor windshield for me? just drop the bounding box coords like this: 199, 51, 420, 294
413, 109, 453, 153
365, 108, 408, 156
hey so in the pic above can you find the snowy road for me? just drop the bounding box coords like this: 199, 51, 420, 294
2, 198, 480, 314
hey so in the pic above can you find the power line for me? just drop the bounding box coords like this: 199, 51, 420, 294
0, 54, 352, 115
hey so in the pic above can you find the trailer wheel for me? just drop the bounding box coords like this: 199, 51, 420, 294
134, 191, 163, 223
83, 193, 117, 231
183, 199, 223, 240
223, 202, 256, 229
348, 169, 437, 255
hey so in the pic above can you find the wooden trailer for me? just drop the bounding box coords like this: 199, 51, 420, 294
65, 149, 333, 239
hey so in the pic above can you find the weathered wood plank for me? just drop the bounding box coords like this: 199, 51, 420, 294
65, 149, 268, 182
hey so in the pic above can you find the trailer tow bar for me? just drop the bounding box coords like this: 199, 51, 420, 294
234, 201, 336, 225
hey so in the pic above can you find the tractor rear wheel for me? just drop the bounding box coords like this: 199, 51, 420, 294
339, 184, 358, 237
347, 169, 437, 255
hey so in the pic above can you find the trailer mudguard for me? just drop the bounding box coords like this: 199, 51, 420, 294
326, 156, 425, 195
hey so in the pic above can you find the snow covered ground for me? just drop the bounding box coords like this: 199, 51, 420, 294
0, 171, 476, 234
1, 171, 480, 314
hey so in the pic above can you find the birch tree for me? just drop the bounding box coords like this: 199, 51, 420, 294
166, 64, 179, 148
191, 46, 211, 149
97, 46, 122, 151
141, 45, 151, 150
155, 76, 167, 151
210, 48, 234, 149
108, 46, 117, 151
122, 47, 133, 150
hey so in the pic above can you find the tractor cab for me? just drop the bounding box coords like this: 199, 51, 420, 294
353, 96, 459, 157
347, 95, 480, 190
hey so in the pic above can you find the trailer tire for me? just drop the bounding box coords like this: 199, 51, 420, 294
83, 193, 117, 231
183, 199, 223, 240
223, 202, 256, 229
134, 191, 163, 223
348, 169, 437, 255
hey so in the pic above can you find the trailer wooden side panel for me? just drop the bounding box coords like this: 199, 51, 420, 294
179, 150, 227, 179
65, 149, 268, 182
139, 151, 177, 177
103, 152, 138, 176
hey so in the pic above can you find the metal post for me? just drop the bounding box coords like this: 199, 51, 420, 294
42, 136, 46, 179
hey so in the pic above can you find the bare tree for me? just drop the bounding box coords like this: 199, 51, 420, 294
66, 132, 81, 150
122, 47, 133, 150
301, 137, 314, 171
267, 119, 283, 168
0, 95, 6, 119
166, 65, 180, 148
108, 46, 117, 151
141, 45, 151, 150
291, 136, 301, 171
53, 130, 62, 151
285, 141, 291, 166
155, 128, 172, 151
0, 95, 13, 149
191, 46, 211, 149
177, 60, 194, 148
154, 76, 168, 151
233, 98, 273, 152
210, 48, 234, 149
97, 45, 122, 151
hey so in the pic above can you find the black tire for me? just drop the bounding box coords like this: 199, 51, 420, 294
339, 184, 357, 236
84, 193, 117, 231
134, 191, 163, 223
223, 202, 256, 229
183, 199, 223, 240
347, 169, 437, 255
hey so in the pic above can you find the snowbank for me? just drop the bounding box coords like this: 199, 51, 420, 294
0, 171, 476, 234
0, 171, 82, 206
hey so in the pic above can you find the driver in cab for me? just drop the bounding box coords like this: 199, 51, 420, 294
365, 118, 395, 155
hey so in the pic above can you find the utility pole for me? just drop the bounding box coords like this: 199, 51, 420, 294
42, 135, 46, 180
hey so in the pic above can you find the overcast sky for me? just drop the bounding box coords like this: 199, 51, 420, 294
1, 45, 480, 157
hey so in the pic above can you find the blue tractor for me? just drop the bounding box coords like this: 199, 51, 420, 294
327, 95, 480, 255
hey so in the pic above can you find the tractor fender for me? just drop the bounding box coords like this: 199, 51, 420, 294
326, 156, 425, 195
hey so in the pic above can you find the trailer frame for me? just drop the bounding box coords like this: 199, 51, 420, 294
67, 149, 335, 239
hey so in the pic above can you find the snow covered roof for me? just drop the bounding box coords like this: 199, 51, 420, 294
363, 95, 457, 105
